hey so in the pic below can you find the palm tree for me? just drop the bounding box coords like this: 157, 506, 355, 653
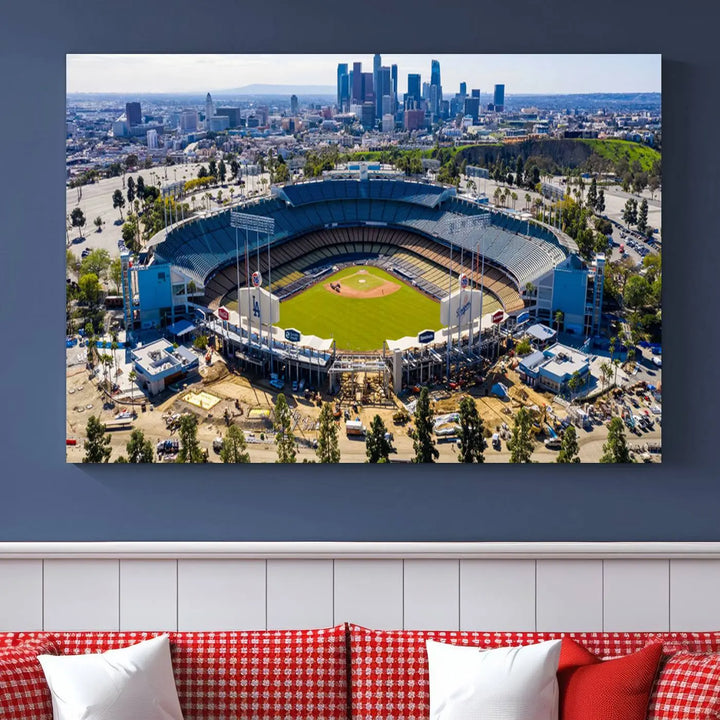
554, 310, 564, 332
567, 372, 582, 403
600, 361, 612, 391
511, 191, 518, 210
128, 369, 137, 408
525, 192, 531, 210
493, 187, 501, 205
110, 340, 119, 379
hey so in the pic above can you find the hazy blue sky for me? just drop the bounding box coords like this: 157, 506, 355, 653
67, 54, 661, 95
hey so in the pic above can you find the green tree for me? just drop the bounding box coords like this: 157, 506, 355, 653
176, 414, 205, 463
126, 176, 136, 204
556, 424, 580, 463
508, 407, 535, 463
220, 425, 251, 463
80, 248, 111, 279
94, 216, 104, 232
413, 387, 439, 463
208, 159, 217, 178
622, 198, 638, 226
112, 189, 126, 220
600, 417, 633, 463
230, 159, 239, 180
125, 428, 154, 463
218, 159, 226, 183
110, 257, 122, 294
515, 338, 532, 355
274, 393, 297, 463
586, 176, 598, 210
78, 273, 102, 306
136, 175, 145, 200
596, 188, 605, 213
624, 275, 651, 309
316, 402, 341, 463
70, 207, 86, 238
366, 414, 392, 463
457, 396, 485, 463
554, 310, 564, 331
637, 198, 649, 235
125, 154, 138, 171
83, 415, 112, 463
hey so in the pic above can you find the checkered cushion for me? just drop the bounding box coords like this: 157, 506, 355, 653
0, 627, 348, 720
0, 635, 59, 720
648, 652, 720, 720
647, 632, 720, 654
348, 626, 653, 720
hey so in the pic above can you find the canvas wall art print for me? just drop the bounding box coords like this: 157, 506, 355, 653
65, 53, 661, 464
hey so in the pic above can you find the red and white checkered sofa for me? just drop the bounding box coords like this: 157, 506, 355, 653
2, 624, 720, 719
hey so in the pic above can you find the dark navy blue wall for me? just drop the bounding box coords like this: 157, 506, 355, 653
1, 0, 718, 541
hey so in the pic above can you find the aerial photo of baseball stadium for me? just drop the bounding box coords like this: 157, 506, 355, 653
65, 53, 662, 463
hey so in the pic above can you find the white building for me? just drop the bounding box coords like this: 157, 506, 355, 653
146, 129, 158, 148
382, 114, 395, 132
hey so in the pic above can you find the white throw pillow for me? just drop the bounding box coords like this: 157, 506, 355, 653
38, 634, 184, 720
426, 638, 562, 720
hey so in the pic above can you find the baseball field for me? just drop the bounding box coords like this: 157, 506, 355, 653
279, 266, 442, 351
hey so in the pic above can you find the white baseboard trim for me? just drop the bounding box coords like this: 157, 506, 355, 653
1, 541, 720, 560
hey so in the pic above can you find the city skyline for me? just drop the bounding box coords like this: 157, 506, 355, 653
67, 54, 661, 96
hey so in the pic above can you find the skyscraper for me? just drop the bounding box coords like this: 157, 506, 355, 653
205, 93, 214, 123
337, 63, 348, 109
472, 88, 480, 99
430, 59, 442, 117
290, 94, 298, 115
362, 72, 374, 103
373, 53, 382, 118
125, 102, 141, 127
352, 62, 362, 105
494, 84, 505, 112
431, 59, 441, 87
380, 66, 392, 115
407, 74, 421, 107
459, 82, 467, 97
391, 64, 398, 104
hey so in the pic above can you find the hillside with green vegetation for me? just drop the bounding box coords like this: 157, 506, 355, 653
580, 139, 660, 173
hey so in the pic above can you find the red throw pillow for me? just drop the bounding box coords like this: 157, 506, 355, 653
558, 637, 663, 720
0, 635, 59, 720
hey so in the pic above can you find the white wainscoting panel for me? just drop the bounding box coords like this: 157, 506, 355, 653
43, 560, 120, 631
0, 560, 43, 631
334, 560, 403, 629
403, 560, 459, 630
603, 560, 669, 631
2, 545, 720, 634
670, 560, 720, 631
266, 559, 334, 629
460, 559, 536, 631
177, 560, 265, 631
119, 560, 177, 631
536, 560, 603, 632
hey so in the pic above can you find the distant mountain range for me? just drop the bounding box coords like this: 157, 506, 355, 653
213, 84, 336, 96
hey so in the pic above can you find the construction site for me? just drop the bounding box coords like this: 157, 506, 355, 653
66, 335, 662, 463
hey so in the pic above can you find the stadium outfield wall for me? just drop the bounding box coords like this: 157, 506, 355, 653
148, 178, 573, 312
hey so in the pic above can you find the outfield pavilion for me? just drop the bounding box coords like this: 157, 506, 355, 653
121, 170, 604, 392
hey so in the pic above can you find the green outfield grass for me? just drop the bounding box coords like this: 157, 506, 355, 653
279, 266, 442, 351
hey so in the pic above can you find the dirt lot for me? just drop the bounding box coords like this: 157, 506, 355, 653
67, 352, 661, 464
